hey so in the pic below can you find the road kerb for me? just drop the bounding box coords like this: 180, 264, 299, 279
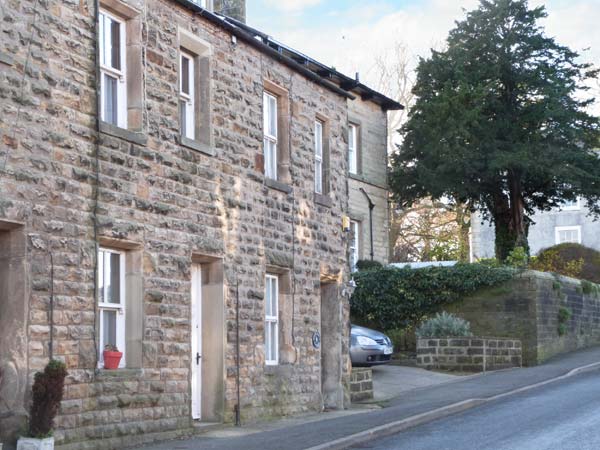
306, 361, 600, 450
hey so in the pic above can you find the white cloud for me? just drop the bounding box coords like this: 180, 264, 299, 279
263, 0, 323, 12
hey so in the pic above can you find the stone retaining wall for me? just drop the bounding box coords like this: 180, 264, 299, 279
348, 368, 373, 402
446, 271, 600, 366
417, 337, 522, 372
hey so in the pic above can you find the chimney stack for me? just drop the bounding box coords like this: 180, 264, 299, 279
213, 0, 246, 23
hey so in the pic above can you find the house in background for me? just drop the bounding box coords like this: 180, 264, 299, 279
347, 97, 397, 269
0, 0, 400, 448
471, 199, 600, 259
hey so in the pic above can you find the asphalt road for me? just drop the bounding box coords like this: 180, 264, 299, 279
352, 369, 600, 450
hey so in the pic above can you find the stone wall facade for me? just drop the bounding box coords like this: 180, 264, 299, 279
348, 98, 390, 265
446, 271, 600, 366
417, 337, 522, 372
0, 0, 397, 447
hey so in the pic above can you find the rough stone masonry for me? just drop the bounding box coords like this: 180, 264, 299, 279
0, 0, 397, 448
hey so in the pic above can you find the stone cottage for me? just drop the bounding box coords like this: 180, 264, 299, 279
0, 0, 401, 448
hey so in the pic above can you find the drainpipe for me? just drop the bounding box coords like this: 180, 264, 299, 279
359, 188, 375, 261
92, 0, 102, 373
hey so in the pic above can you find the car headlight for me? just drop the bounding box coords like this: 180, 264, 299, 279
356, 335, 377, 346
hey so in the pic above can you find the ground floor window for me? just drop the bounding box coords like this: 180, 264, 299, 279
265, 274, 279, 365
555, 226, 581, 245
98, 248, 126, 368
349, 220, 360, 272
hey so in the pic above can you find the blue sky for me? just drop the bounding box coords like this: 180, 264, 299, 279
246, 0, 600, 107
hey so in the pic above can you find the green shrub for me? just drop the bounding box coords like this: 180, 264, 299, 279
581, 280, 600, 296
416, 312, 473, 338
506, 246, 528, 269
350, 263, 514, 331
28, 360, 68, 438
355, 260, 383, 271
386, 328, 417, 352
530, 244, 600, 283
477, 257, 502, 268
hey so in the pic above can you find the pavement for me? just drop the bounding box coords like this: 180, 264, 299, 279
370, 364, 460, 402
136, 346, 600, 450
355, 369, 600, 450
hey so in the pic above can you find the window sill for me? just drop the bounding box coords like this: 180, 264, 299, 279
265, 178, 293, 194
314, 193, 332, 208
99, 121, 147, 146
179, 135, 215, 156
95, 368, 142, 381
264, 364, 293, 377
0, 52, 14, 66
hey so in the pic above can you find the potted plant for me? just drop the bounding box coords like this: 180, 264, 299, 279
17, 360, 67, 450
102, 344, 123, 370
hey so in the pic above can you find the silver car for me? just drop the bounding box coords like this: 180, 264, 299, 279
350, 324, 394, 366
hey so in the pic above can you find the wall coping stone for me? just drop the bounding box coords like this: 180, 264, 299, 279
99, 121, 148, 146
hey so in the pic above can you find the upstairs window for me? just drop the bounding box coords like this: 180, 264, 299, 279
99, 10, 127, 128
315, 120, 324, 194
349, 124, 358, 174
265, 274, 279, 365
180, 51, 195, 140
98, 248, 126, 368
560, 198, 581, 211
263, 91, 278, 180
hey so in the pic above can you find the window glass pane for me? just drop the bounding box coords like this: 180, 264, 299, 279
315, 122, 323, 157
104, 74, 118, 125
265, 277, 271, 316
103, 252, 121, 304
269, 96, 277, 137
98, 251, 105, 301
271, 278, 277, 316
180, 100, 187, 137
349, 125, 357, 173
103, 310, 117, 347
110, 19, 121, 70
181, 56, 190, 95
264, 139, 277, 179
264, 93, 277, 137
315, 160, 323, 194
269, 322, 277, 361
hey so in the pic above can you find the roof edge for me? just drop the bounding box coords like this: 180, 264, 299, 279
172, 0, 355, 100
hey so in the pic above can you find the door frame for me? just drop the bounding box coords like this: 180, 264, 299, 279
191, 264, 202, 420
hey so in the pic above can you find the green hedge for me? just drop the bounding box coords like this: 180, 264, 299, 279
350, 264, 514, 331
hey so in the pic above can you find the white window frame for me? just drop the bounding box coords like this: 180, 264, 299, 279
350, 220, 360, 272
98, 248, 126, 368
560, 197, 581, 211
180, 50, 195, 140
315, 120, 324, 194
263, 91, 278, 180
265, 274, 279, 366
555, 226, 582, 245
348, 124, 358, 174
99, 10, 127, 129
